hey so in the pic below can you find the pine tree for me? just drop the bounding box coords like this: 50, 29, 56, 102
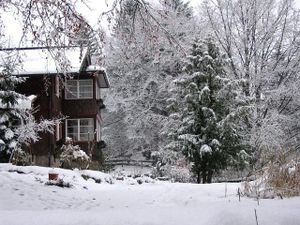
174, 37, 249, 183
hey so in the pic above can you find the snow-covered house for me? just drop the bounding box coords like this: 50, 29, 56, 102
10, 47, 110, 166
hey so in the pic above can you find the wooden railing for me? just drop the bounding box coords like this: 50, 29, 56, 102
105, 159, 155, 167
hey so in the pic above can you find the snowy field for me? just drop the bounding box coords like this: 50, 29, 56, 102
0, 164, 299, 225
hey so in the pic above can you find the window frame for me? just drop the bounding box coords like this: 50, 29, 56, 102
65, 118, 94, 142
65, 79, 93, 100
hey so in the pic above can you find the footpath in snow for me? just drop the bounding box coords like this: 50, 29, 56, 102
0, 163, 299, 225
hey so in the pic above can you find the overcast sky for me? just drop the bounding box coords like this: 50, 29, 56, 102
76, 0, 201, 27
2, 0, 200, 47
3, 0, 299, 47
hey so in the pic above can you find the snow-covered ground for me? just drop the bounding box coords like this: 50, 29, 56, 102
0, 164, 299, 225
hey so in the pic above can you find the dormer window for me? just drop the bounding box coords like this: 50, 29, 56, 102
65, 79, 93, 99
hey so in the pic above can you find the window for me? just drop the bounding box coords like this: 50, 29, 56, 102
65, 79, 93, 99
66, 118, 94, 141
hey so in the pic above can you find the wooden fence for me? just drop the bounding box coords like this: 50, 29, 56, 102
105, 159, 155, 168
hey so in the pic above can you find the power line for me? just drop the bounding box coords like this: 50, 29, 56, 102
0, 46, 81, 51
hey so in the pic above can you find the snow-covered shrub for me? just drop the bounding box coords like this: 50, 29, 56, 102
81, 170, 114, 184
45, 178, 72, 188
161, 165, 191, 183
11, 148, 31, 166
243, 150, 300, 198
59, 138, 90, 170
136, 176, 155, 184
151, 150, 192, 183
125, 177, 138, 185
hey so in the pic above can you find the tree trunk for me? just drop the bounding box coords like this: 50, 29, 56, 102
197, 171, 201, 184
202, 170, 207, 184
207, 170, 213, 183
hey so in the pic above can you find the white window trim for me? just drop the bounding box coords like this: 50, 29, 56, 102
65, 79, 93, 100
65, 118, 94, 141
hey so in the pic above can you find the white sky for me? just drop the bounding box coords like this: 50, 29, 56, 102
2, 0, 299, 47
2, 0, 197, 47
1, 1, 110, 47
76, 0, 201, 27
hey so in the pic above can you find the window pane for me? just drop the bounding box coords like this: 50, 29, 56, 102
79, 92, 93, 98
66, 120, 78, 141
67, 80, 77, 86
67, 127, 78, 134
79, 86, 92, 93
66, 80, 78, 99
68, 86, 77, 92
80, 119, 93, 126
79, 80, 93, 86
78, 80, 93, 98
68, 133, 78, 141
80, 133, 89, 141
80, 127, 92, 133
67, 120, 78, 126
79, 119, 93, 141
66, 91, 77, 99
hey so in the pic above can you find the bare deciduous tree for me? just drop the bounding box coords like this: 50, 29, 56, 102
201, 0, 300, 160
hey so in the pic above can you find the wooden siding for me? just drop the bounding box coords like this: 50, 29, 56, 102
62, 99, 99, 118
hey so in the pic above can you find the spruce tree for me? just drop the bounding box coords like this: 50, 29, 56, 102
174, 37, 248, 183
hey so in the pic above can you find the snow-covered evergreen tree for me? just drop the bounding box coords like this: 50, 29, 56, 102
171, 37, 249, 183
0, 53, 55, 163
0, 55, 25, 162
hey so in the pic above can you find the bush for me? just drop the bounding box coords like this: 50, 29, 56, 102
11, 148, 31, 166
151, 150, 192, 183
152, 164, 192, 183
243, 149, 300, 198
168, 166, 192, 183
45, 178, 72, 188
59, 138, 90, 170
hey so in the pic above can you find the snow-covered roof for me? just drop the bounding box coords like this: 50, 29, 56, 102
0, 47, 88, 75
86, 65, 110, 88
86, 65, 105, 72
0, 46, 110, 88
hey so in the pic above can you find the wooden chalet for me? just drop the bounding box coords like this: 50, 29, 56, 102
10, 47, 110, 166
